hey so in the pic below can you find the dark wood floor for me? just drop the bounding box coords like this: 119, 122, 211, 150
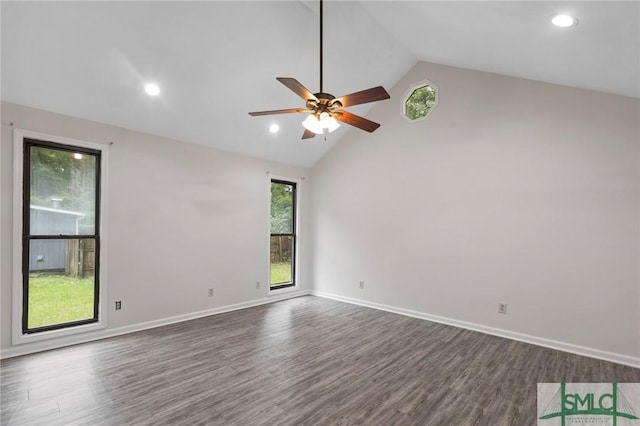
1, 296, 639, 425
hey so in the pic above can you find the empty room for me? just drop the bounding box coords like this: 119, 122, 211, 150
1, 1, 639, 425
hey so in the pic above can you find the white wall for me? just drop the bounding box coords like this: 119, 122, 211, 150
1, 101, 310, 354
310, 61, 640, 362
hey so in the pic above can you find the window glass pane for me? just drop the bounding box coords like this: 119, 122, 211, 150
27, 238, 96, 329
270, 182, 294, 234
270, 235, 293, 286
405, 85, 436, 120
30, 145, 96, 235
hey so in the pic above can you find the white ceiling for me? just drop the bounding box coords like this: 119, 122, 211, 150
2, 1, 638, 168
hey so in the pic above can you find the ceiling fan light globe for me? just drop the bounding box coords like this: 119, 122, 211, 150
302, 114, 324, 134
302, 113, 340, 135
320, 113, 340, 132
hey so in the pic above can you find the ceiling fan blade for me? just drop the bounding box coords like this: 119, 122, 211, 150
335, 110, 381, 133
302, 129, 316, 139
248, 108, 307, 116
277, 77, 318, 101
335, 86, 390, 108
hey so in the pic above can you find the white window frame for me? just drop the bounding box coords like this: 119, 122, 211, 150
12, 129, 109, 345
267, 174, 301, 296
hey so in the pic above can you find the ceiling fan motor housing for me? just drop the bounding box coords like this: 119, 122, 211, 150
306, 93, 343, 117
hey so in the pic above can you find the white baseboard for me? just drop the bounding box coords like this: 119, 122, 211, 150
0, 290, 311, 359
312, 291, 640, 369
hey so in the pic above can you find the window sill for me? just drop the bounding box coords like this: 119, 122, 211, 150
12, 321, 106, 346
268, 284, 299, 296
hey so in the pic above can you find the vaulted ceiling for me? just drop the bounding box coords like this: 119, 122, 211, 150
2, 1, 638, 167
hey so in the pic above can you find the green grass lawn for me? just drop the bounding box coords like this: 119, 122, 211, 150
270, 261, 292, 286
28, 274, 94, 329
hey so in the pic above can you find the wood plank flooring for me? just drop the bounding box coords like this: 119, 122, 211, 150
1, 295, 639, 425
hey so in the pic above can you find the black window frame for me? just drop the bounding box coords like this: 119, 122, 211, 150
270, 179, 297, 290
22, 138, 102, 334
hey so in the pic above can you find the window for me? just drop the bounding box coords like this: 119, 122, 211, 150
404, 82, 437, 121
270, 179, 296, 290
13, 129, 107, 343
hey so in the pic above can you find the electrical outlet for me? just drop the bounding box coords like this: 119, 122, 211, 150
256, 281, 260, 290
115, 301, 122, 310
359, 281, 365, 289
208, 288, 214, 297
498, 303, 507, 314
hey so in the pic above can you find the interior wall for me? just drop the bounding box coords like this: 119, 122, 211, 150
310, 61, 640, 360
0, 101, 310, 352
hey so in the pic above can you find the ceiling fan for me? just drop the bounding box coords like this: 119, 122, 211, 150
249, 0, 390, 139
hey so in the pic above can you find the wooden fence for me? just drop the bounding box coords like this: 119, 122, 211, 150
66, 239, 95, 278
270, 236, 292, 263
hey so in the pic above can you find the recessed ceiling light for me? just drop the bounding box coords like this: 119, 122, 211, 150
551, 14, 578, 28
144, 83, 160, 96
269, 124, 279, 133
